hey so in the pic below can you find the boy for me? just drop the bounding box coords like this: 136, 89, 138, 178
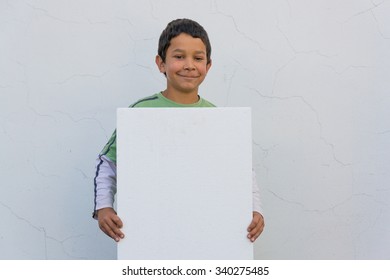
93, 18, 264, 243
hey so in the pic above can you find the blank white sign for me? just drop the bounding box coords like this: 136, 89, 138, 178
117, 108, 253, 259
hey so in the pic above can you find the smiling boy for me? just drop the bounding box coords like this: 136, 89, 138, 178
156, 32, 211, 103
93, 18, 264, 244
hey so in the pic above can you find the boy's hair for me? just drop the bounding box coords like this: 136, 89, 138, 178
158, 18, 212, 64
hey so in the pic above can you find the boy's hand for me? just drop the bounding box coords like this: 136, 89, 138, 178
247, 211, 264, 242
97, 207, 125, 242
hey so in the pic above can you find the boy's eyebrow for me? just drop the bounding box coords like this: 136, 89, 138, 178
171, 48, 206, 54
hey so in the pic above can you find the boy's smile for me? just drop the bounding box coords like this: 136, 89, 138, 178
156, 33, 212, 104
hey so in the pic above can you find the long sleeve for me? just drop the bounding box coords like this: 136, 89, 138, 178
92, 155, 117, 219
252, 169, 264, 215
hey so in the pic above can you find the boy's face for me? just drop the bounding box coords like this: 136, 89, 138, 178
156, 33, 212, 96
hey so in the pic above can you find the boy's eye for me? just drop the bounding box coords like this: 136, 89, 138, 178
174, 55, 184, 59
195, 57, 204, 61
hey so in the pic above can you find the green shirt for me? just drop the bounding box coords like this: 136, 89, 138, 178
100, 92, 215, 162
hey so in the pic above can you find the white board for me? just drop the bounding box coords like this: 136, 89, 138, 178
117, 108, 253, 259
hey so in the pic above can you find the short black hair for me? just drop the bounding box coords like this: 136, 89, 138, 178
158, 18, 211, 64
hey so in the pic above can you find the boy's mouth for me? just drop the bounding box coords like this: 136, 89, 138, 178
178, 74, 200, 79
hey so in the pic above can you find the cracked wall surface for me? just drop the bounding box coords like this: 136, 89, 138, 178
1, 0, 389, 259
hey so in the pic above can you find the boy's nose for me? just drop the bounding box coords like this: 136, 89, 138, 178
183, 59, 195, 70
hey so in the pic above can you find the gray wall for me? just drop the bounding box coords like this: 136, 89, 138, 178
1, 0, 389, 259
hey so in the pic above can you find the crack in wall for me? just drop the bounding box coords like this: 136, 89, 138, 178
268, 188, 384, 214
53, 110, 109, 138
56, 72, 110, 86
211, 0, 268, 52
248, 86, 351, 167
276, 20, 337, 58
377, 129, 390, 135
344, 0, 384, 24
343, 0, 389, 40
25, 2, 83, 24
0, 200, 92, 259
0, 200, 48, 258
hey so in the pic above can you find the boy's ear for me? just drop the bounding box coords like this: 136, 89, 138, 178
155, 55, 165, 74
206, 59, 212, 73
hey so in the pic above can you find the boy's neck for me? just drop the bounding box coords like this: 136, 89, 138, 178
162, 89, 200, 104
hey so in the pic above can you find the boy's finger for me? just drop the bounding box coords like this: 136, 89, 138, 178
112, 215, 123, 228
100, 222, 119, 241
100, 219, 124, 241
250, 223, 263, 236
112, 225, 125, 239
247, 213, 265, 242
111, 216, 125, 238
107, 224, 124, 242
247, 220, 256, 231
248, 229, 260, 242
247, 215, 260, 231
